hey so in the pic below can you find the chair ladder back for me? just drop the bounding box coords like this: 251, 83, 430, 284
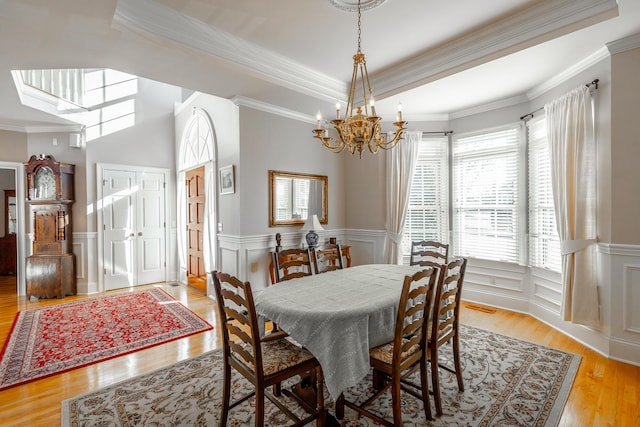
409, 240, 449, 267
272, 248, 313, 283
311, 243, 344, 274
212, 271, 264, 378
393, 268, 438, 368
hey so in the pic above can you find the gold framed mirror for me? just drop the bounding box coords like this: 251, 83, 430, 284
269, 170, 328, 227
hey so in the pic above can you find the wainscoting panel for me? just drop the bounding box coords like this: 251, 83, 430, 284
622, 263, 640, 334
530, 268, 562, 313
218, 246, 240, 279
587, 244, 640, 365
462, 259, 529, 312
342, 229, 386, 265
73, 232, 98, 295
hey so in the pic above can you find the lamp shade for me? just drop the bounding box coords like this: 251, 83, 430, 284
303, 214, 324, 232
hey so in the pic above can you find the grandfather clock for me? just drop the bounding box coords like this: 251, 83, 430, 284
24, 154, 76, 299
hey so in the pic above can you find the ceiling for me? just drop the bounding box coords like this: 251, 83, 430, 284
0, 0, 639, 132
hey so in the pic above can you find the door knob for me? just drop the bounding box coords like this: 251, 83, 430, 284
129, 233, 135, 237
138, 232, 143, 236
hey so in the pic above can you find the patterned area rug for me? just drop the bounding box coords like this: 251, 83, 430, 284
62, 325, 580, 426
0, 288, 212, 391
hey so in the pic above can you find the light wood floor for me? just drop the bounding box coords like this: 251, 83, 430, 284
0, 276, 638, 426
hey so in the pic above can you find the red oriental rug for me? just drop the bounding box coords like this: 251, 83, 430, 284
0, 288, 213, 391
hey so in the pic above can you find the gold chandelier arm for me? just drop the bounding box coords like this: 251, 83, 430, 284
313, 128, 348, 153
370, 122, 407, 152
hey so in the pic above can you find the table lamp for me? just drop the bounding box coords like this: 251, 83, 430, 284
303, 214, 323, 248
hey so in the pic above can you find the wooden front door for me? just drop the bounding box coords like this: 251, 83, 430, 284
186, 166, 206, 293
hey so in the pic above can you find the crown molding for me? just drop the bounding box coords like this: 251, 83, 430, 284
450, 94, 529, 120
231, 96, 316, 124
0, 123, 81, 133
113, 0, 346, 104
398, 113, 450, 122
24, 125, 82, 133
526, 47, 610, 100
368, 0, 618, 99
0, 123, 26, 133
606, 32, 640, 55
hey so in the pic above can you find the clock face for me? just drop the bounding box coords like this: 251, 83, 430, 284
34, 166, 56, 199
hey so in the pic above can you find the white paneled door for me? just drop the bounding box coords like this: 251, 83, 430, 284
102, 168, 166, 291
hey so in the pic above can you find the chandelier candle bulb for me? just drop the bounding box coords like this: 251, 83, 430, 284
316, 113, 321, 128
397, 102, 403, 121
370, 98, 376, 116
336, 102, 341, 119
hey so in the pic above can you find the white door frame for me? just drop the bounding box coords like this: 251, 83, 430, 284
96, 163, 170, 292
0, 162, 26, 296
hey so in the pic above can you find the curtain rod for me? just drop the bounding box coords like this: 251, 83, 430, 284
520, 78, 599, 121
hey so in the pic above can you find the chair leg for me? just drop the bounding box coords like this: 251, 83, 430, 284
272, 382, 282, 396
255, 387, 265, 426
335, 393, 344, 420
430, 350, 443, 416
220, 362, 231, 427
391, 371, 403, 425
453, 335, 464, 392
420, 356, 433, 421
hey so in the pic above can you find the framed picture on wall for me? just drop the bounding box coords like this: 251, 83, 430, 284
219, 165, 235, 195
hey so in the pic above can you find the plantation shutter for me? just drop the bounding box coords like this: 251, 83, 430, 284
402, 135, 449, 255
528, 116, 561, 272
452, 126, 523, 263
292, 178, 309, 219
275, 177, 291, 220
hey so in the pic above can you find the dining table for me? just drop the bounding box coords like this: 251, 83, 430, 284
253, 263, 426, 399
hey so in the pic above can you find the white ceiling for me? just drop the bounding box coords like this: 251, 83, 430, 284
0, 0, 639, 131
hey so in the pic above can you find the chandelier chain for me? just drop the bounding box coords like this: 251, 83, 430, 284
357, 0, 362, 54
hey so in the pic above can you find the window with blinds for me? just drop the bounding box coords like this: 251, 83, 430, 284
402, 136, 449, 255
452, 126, 523, 263
275, 177, 309, 220
527, 116, 561, 272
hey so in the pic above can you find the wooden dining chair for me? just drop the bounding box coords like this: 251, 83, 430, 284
311, 243, 344, 274
272, 248, 314, 283
428, 257, 467, 416
409, 240, 449, 267
212, 271, 326, 427
335, 268, 438, 426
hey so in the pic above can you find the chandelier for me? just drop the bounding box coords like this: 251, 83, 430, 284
313, 0, 407, 158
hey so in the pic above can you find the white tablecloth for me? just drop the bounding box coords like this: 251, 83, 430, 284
253, 263, 424, 398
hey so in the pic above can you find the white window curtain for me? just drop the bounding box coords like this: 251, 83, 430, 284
384, 131, 420, 264
545, 85, 599, 327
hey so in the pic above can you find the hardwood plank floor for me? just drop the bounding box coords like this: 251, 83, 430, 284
0, 275, 638, 426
